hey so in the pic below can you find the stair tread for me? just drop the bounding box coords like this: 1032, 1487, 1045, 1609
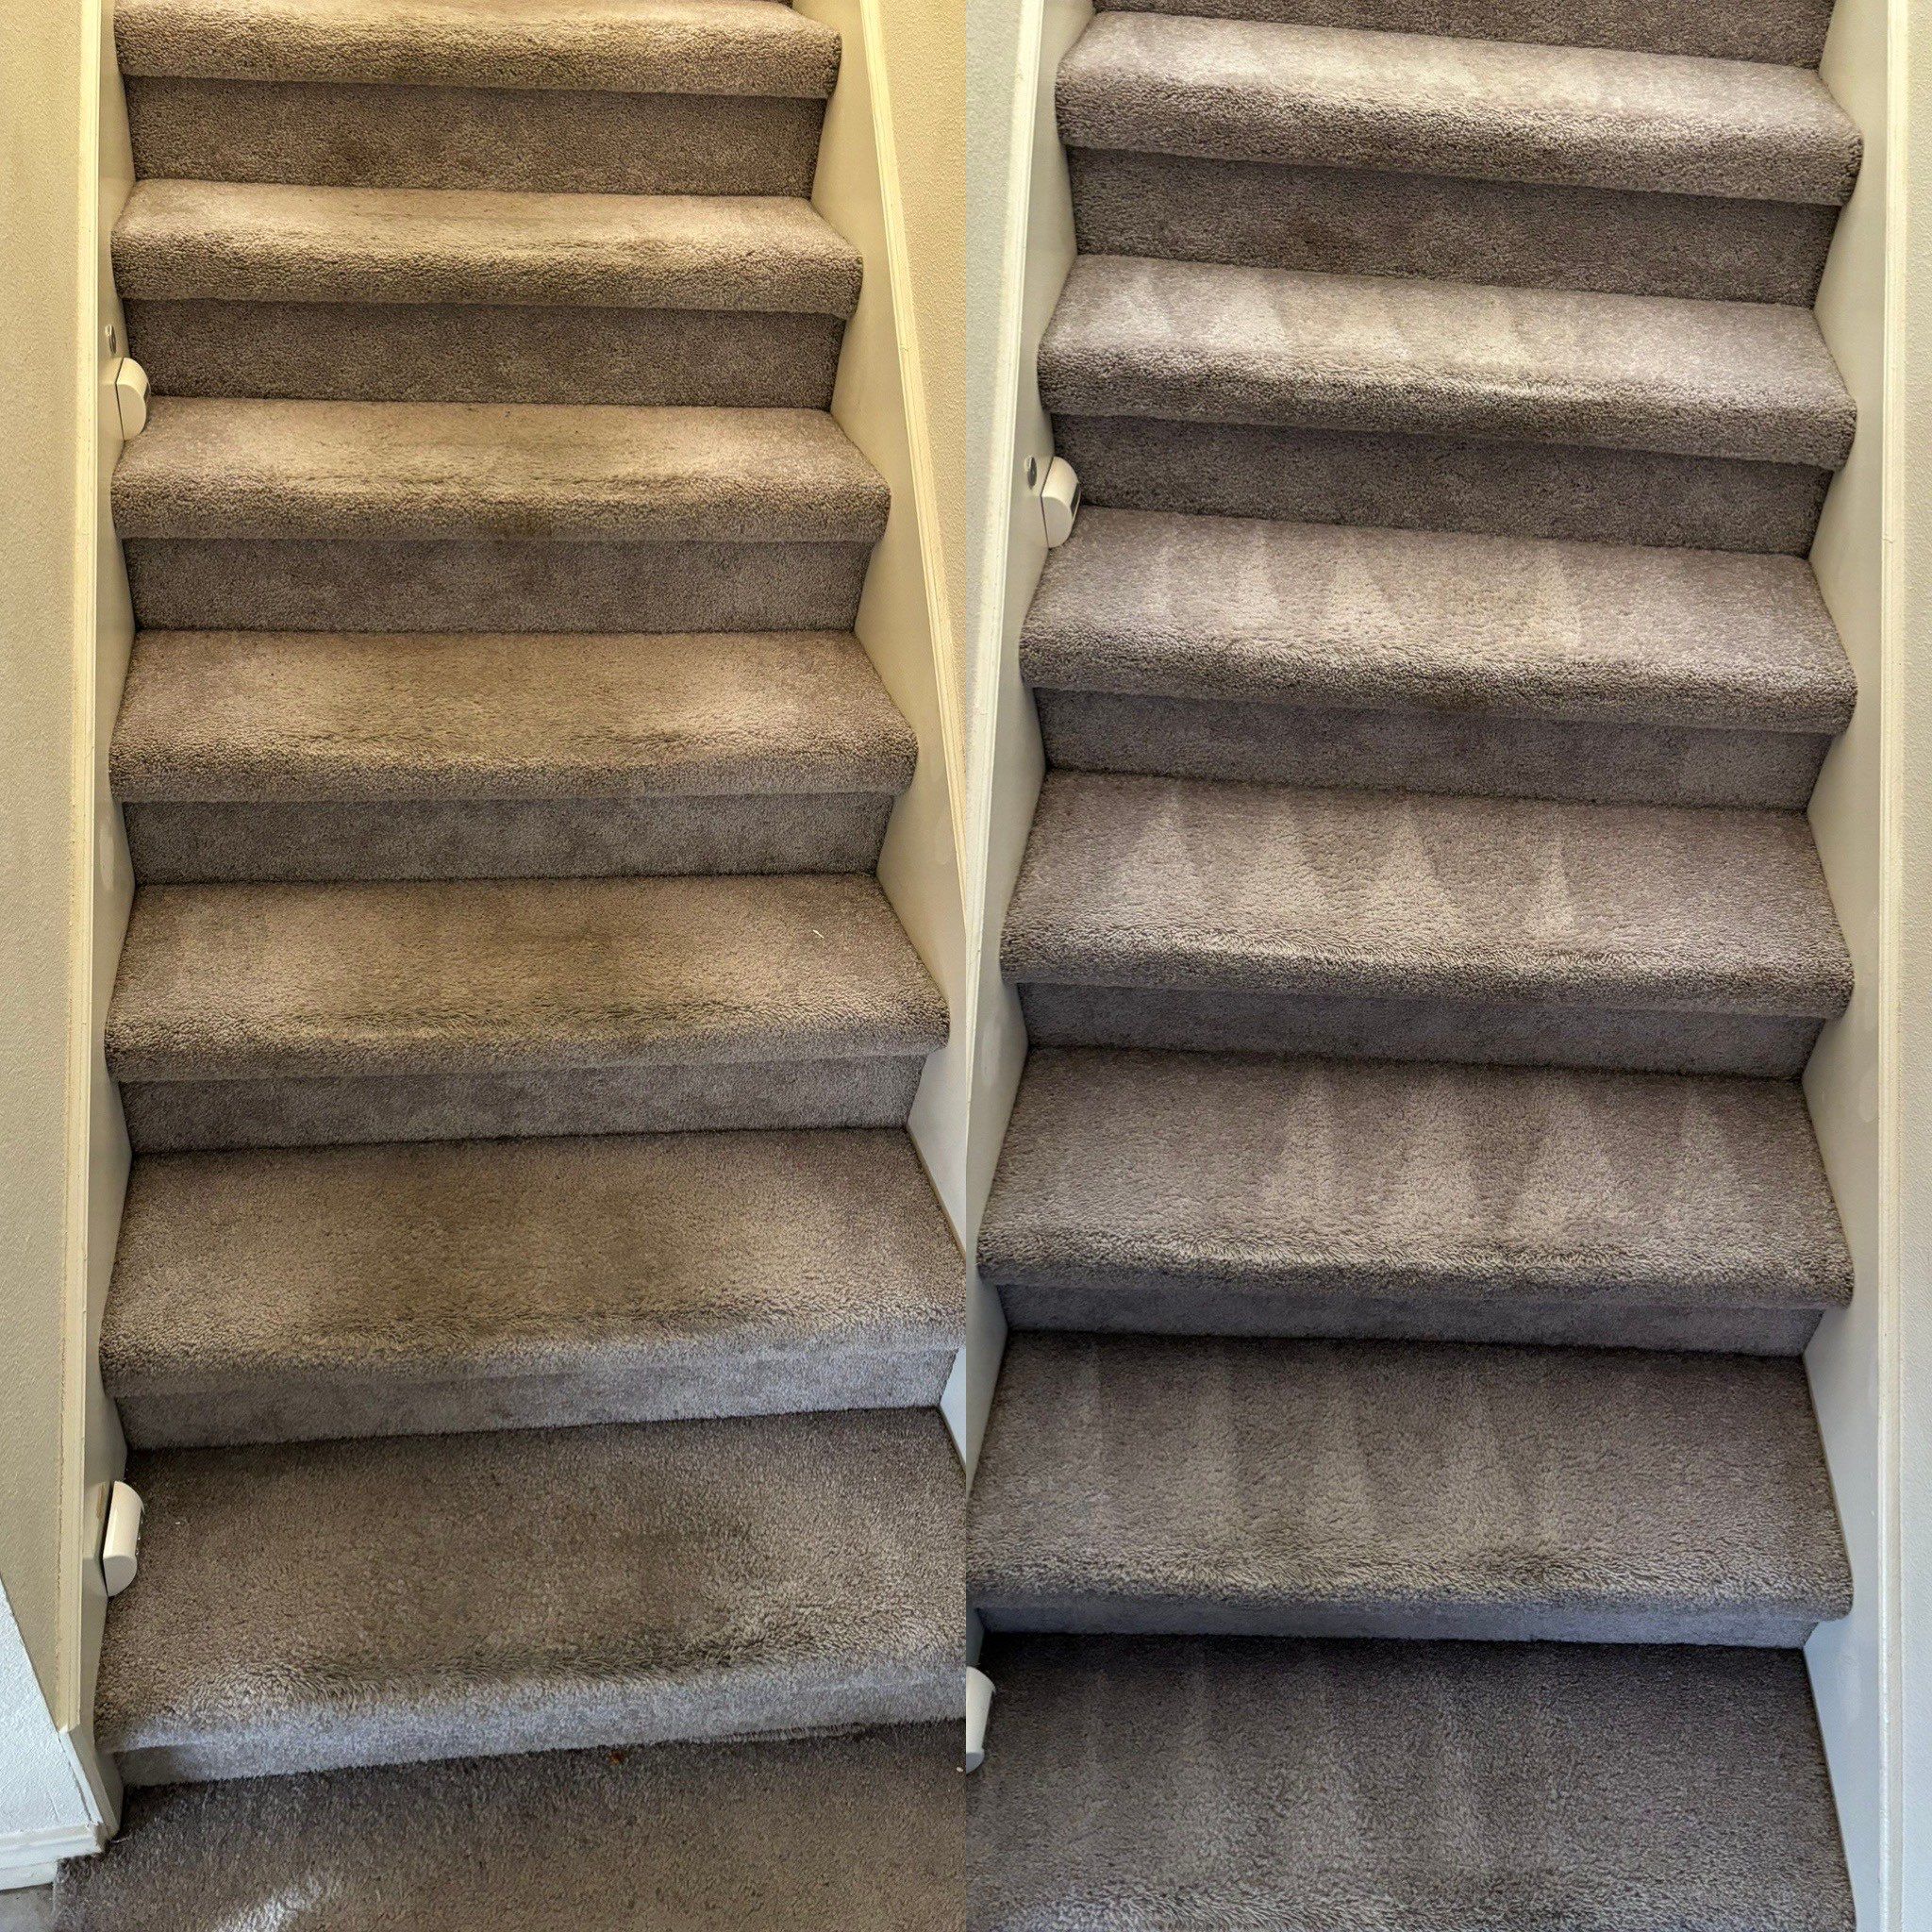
114, 179, 862, 314
97, 1407, 960, 1778
981, 1046, 1850, 1315
55, 1724, 959, 1931
106, 874, 947, 1083
969, 1331, 1849, 1640
972, 1634, 1854, 1930
1041, 255, 1855, 467
1004, 771, 1853, 1019
112, 397, 889, 544
1059, 11, 1860, 205
1023, 509, 1855, 732
105, 1129, 960, 1416
111, 630, 915, 802
115, 0, 841, 97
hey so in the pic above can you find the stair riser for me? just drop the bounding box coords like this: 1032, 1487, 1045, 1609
129, 301, 843, 409
971, 1599, 1824, 1646
126, 78, 824, 195
1017, 983, 1824, 1077
995, 1278, 1824, 1355
1072, 150, 1838, 306
1089, 0, 1833, 64
124, 795, 897, 884
125, 540, 872, 633
121, 1055, 930, 1154
112, 1346, 960, 1449
1054, 415, 1832, 554
110, 1667, 961, 1789
1035, 689, 1832, 810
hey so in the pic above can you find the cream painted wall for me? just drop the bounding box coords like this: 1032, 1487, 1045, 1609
953, 0, 1091, 1474
1889, 6, 1931, 1918
0, 0, 128, 1876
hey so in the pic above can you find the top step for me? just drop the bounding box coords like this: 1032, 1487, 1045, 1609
1061, 15, 1860, 206
1091, 0, 1836, 69
116, 0, 841, 96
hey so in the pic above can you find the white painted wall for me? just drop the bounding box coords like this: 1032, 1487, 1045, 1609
956, 0, 1091, 1479
0, 0, 131, 1882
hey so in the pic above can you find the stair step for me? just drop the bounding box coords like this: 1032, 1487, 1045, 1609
970, 1331, 1849, 1642
1004, 769, 1846, 1074
111, 629, 916, 881
981, 1047, 1850, 1354
972, 1635, 1853, 1927
1004, 772, 1851, 1075
105, 1129, 962, 1446
106, 874, 945, 1148
114, 179, 859, 311
1060, 14, 1858, 205
97, 1407, 961, 1783
115, 0, 841, 98
1089, 0, 1836, 68
1025, 509, 1852, 731
1024, 509, 1853, 806
107, 873, 943, 1078
114, 630, 911, 802
56, 1724, 959, 1930
1041, 257, 1855, 469
112, 397, 888, 545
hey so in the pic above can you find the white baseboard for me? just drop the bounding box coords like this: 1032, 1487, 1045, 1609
0, 1820, 101, 1890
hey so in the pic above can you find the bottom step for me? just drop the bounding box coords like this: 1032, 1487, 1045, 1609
57, 1724, 958, 1932
970, 1635, 1851, 1932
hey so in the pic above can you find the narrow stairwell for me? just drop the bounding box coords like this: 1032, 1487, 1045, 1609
58, 3, 960, 1924
970, 3, 1862, 1924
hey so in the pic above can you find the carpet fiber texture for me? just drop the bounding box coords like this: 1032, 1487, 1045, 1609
58, 1724, 961, 1932
80, 0, 962, 1907
971, 1332, 1849, 1643
974, 0, 1862, 1911
971, 1635, 1853, 1931
100, 1407, 962, 1783
980, 1047, 1850, 1352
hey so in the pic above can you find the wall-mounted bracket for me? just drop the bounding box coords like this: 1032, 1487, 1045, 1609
101, 1481, 142, 1597
964, 1666, 994, 1773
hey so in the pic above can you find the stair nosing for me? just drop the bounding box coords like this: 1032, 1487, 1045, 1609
1003, 771, 1855, 1023
112, 180, 864, 318
114, 0, 843, 99
111, 397, 891, 547
1019, 509, 1856, 736
1039, 254, 1857, 471
104, 874, 949, 1086
1058, 11, 1861, 208
108, 629, 918, 805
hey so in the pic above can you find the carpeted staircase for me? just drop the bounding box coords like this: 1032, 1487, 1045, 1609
58, 2, 961, 1924
970, 1, 1863, 1924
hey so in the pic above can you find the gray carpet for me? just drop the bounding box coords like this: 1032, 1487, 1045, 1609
1060, 14, 1859, 202
1090, 0, 1836, 65
971, 1636, 1853, 1930
971, 1332, 1848, 1643
78, 0, 963, 1907
981, 1048, 1850, 1353
1004, 771, 1851, 1074
106, 1129, 962, 1444
974, 0, 1862, 1909
57, 1724, 960, 1931
112, 627, 916, 875
99, 1406, 962, 1784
